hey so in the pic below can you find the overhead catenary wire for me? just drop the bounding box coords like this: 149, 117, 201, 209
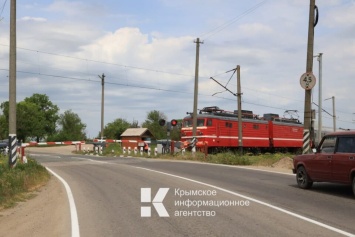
0, 0, 7, 20
0, 67, 307, 116
199, 0, 268, 40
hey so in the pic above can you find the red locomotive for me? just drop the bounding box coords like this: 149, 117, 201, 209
180, 106, 303, 153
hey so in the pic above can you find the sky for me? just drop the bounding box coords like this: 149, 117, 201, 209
0, 0, 355, 139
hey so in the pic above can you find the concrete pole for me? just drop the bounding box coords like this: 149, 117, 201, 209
302, 0, 316, 154
192, 38, 202, 153
317, 53, 322, 143
99, 73, 105, 141
332, 96, 336, 132
8, 0, 17, 167
236, 65, 243, 154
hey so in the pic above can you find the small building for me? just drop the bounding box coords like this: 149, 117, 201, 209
120, 128, 155, 150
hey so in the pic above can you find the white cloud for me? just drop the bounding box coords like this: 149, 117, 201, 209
18, 17, 47, 22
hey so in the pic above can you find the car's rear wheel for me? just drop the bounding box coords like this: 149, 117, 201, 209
352, 176, 355, 197
296, 166, 313, 189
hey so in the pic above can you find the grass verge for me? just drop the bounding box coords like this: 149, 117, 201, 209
100, 143, 293, 167
0, 155, 50, 210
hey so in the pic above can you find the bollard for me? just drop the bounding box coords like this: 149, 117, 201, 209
148, 147, 151, 157
21, 145, 27, 164
123, 147, 126, 154
154, 147, 158, 156
128, 147, 131, 155
140, 147, 143, 156
182, 148, 185, 156
134, 147, 137, 155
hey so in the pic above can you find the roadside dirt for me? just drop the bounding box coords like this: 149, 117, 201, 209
0, 177, 70, 237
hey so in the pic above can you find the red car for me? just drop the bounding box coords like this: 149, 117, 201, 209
293, 131, 355, 196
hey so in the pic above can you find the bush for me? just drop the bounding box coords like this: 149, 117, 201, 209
0, 155, 50, 208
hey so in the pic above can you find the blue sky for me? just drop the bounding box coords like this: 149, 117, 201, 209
0, 0, 355, 138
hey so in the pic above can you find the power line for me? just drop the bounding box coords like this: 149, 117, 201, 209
0, 0, 7, 20
0, 43, 194, 78
0, 68, 303, 113
200, 0, 268, 40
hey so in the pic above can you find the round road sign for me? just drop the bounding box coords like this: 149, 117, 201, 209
300, 72, 316, 90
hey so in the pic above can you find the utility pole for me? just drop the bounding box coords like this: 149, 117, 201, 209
325, 96, 336, 132
302, 0, 317, 154
210, 65, 242, 154
8, 0, 17, 167
192, 38, 203, 153
315, 53, 322, 143
236, 65, 243, 154
98, 73, 105, 141
332, 96, 336, 132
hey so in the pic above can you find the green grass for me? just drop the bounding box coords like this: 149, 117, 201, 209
0, 155, 50, 209
101, 143, 292, 166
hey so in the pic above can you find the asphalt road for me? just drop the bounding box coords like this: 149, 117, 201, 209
27, 152, 355, 236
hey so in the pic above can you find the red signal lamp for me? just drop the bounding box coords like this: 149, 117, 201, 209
171, 119, 178, 126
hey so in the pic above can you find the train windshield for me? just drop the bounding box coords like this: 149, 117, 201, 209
183, 119, 205, 127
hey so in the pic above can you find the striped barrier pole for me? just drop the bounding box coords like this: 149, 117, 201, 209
303, 129, 311, 154
8, 134, 17, 167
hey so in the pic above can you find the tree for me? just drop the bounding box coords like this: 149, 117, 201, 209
102, 118, 131, 139
0, 100, 46, 142
49, 110, 86, 141
24, 93, 59, 141
0, 113, 7, 140
17, 101, 46, 142
141, 110, 167, 140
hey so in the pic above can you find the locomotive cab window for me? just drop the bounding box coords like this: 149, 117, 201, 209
197, 119, 205, 127
183, 120, 192, 127
207, 119, 212, 126
184, 119, 205, 127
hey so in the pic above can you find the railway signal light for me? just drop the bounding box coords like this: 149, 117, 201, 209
159, 119, 166, 126
171, 119, 178, 126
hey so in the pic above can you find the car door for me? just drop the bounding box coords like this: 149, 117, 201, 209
306, 135, 335, 181
332, 136, 355, 183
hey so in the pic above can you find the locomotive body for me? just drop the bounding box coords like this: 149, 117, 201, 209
181, 106, 303, 153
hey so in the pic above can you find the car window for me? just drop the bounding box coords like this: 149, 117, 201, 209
320, 136, 336, 153
336, 136, 355, 153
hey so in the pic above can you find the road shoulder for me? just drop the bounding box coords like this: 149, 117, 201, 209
0, 176, 70, 237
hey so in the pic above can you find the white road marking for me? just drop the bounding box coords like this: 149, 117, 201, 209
46, 168, 80, 237
30, 153, 61, 158
135, 166, 354, 237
